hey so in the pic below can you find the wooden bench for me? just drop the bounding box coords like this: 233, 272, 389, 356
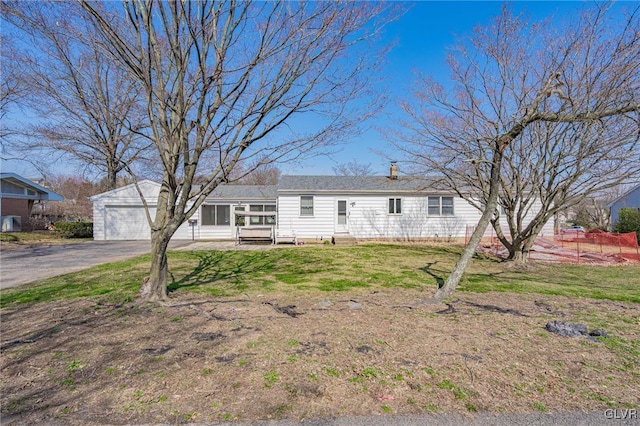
275, 229, 297, 245
238, 227, 274, 244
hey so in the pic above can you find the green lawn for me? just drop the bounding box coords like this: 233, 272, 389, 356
1, 244, 639, 307
0, 230, 92, 244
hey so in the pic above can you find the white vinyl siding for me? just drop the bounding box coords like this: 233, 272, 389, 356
92, 179, 555, 242
278, 194, 334, 239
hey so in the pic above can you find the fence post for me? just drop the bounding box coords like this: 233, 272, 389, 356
619, 234, 622, 255
600, 234, 603, 254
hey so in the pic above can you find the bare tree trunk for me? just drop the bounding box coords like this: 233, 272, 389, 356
140, 230, 171, 302
491, 215, 517, 259
505, 238, 524, 261
510, 249, 527, 264
434, 149, 503, 300
106, 168, 117, 191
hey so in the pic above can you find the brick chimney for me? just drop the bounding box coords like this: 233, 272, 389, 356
389, 162, 398, 180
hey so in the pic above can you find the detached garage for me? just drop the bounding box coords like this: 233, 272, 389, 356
90, 180, 191, 241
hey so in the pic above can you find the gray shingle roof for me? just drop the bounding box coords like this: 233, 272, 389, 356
278, 175, 448, 193
209, 184, 277, 199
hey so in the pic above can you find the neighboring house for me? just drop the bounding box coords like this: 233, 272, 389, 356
0, 173, 64, 232
608, 183, 640, 226
90, 168, 554, 242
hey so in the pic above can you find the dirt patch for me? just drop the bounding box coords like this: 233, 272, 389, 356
480, 236, 640, 265
1, 290, 639, 424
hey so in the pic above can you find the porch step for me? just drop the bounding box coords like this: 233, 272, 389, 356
331, 234, 357, 246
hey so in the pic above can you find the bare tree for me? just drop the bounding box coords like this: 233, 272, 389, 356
570, 188, 624, 231
235, 164, 281, 186
32, 175, 101, 223
2, 1, 150, 190
393, 5, 639, 299
332, 160, 374, 176
0, 36, 26, 143
79, 0, 395, 301
489, 120, 639, 261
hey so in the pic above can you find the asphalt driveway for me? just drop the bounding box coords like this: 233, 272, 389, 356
0, 240, 193, 290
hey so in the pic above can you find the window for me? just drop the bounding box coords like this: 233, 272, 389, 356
201, 205, 230, 226
0, 181, 24, 195
428, 196, 454, 216
234, 206, 245, 226
388, 198, 402, 214
442, 197, 454, 215
300, 196, 314, 216
249, 204, 276, 225
337, 200, 347, 224
428, 197, 440, 215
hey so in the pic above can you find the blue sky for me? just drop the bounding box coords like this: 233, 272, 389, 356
289, 1, 623, 176
1, 1, 627, 179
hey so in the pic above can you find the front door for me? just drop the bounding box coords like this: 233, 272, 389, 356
336, 199, 348, 233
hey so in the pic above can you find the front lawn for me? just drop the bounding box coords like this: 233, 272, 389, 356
2, 244, 639, 307
1, 244, 638, 424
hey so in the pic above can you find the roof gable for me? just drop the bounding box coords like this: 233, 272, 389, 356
89, 180, 161, 201
0, 173, 64, 201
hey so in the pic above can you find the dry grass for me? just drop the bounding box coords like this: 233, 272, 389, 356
1, 244, 639, 424
1, 290, 639, 424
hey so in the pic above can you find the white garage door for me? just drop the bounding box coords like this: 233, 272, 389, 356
105, 205, 156, 240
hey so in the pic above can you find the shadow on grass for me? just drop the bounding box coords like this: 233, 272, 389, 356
420, 262, 445, 289
167, 251, 282, 293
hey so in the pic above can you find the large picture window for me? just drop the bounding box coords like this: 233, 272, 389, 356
201, 205, 231, 226
388, 198, 402, 214
428, 196, 454, 216
300, 196, 314, 216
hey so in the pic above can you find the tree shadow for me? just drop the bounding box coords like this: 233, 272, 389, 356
167, 250, 283, 293
462, 300, 529, 317
419, 262, 445, 289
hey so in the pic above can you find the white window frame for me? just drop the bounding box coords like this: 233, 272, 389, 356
201, 204, 231, 226
428, 196, 455, 216
388, 197, 402, 215
300, 195, 314, 216
248, 204, 277, 225
441, 196, 454, 216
